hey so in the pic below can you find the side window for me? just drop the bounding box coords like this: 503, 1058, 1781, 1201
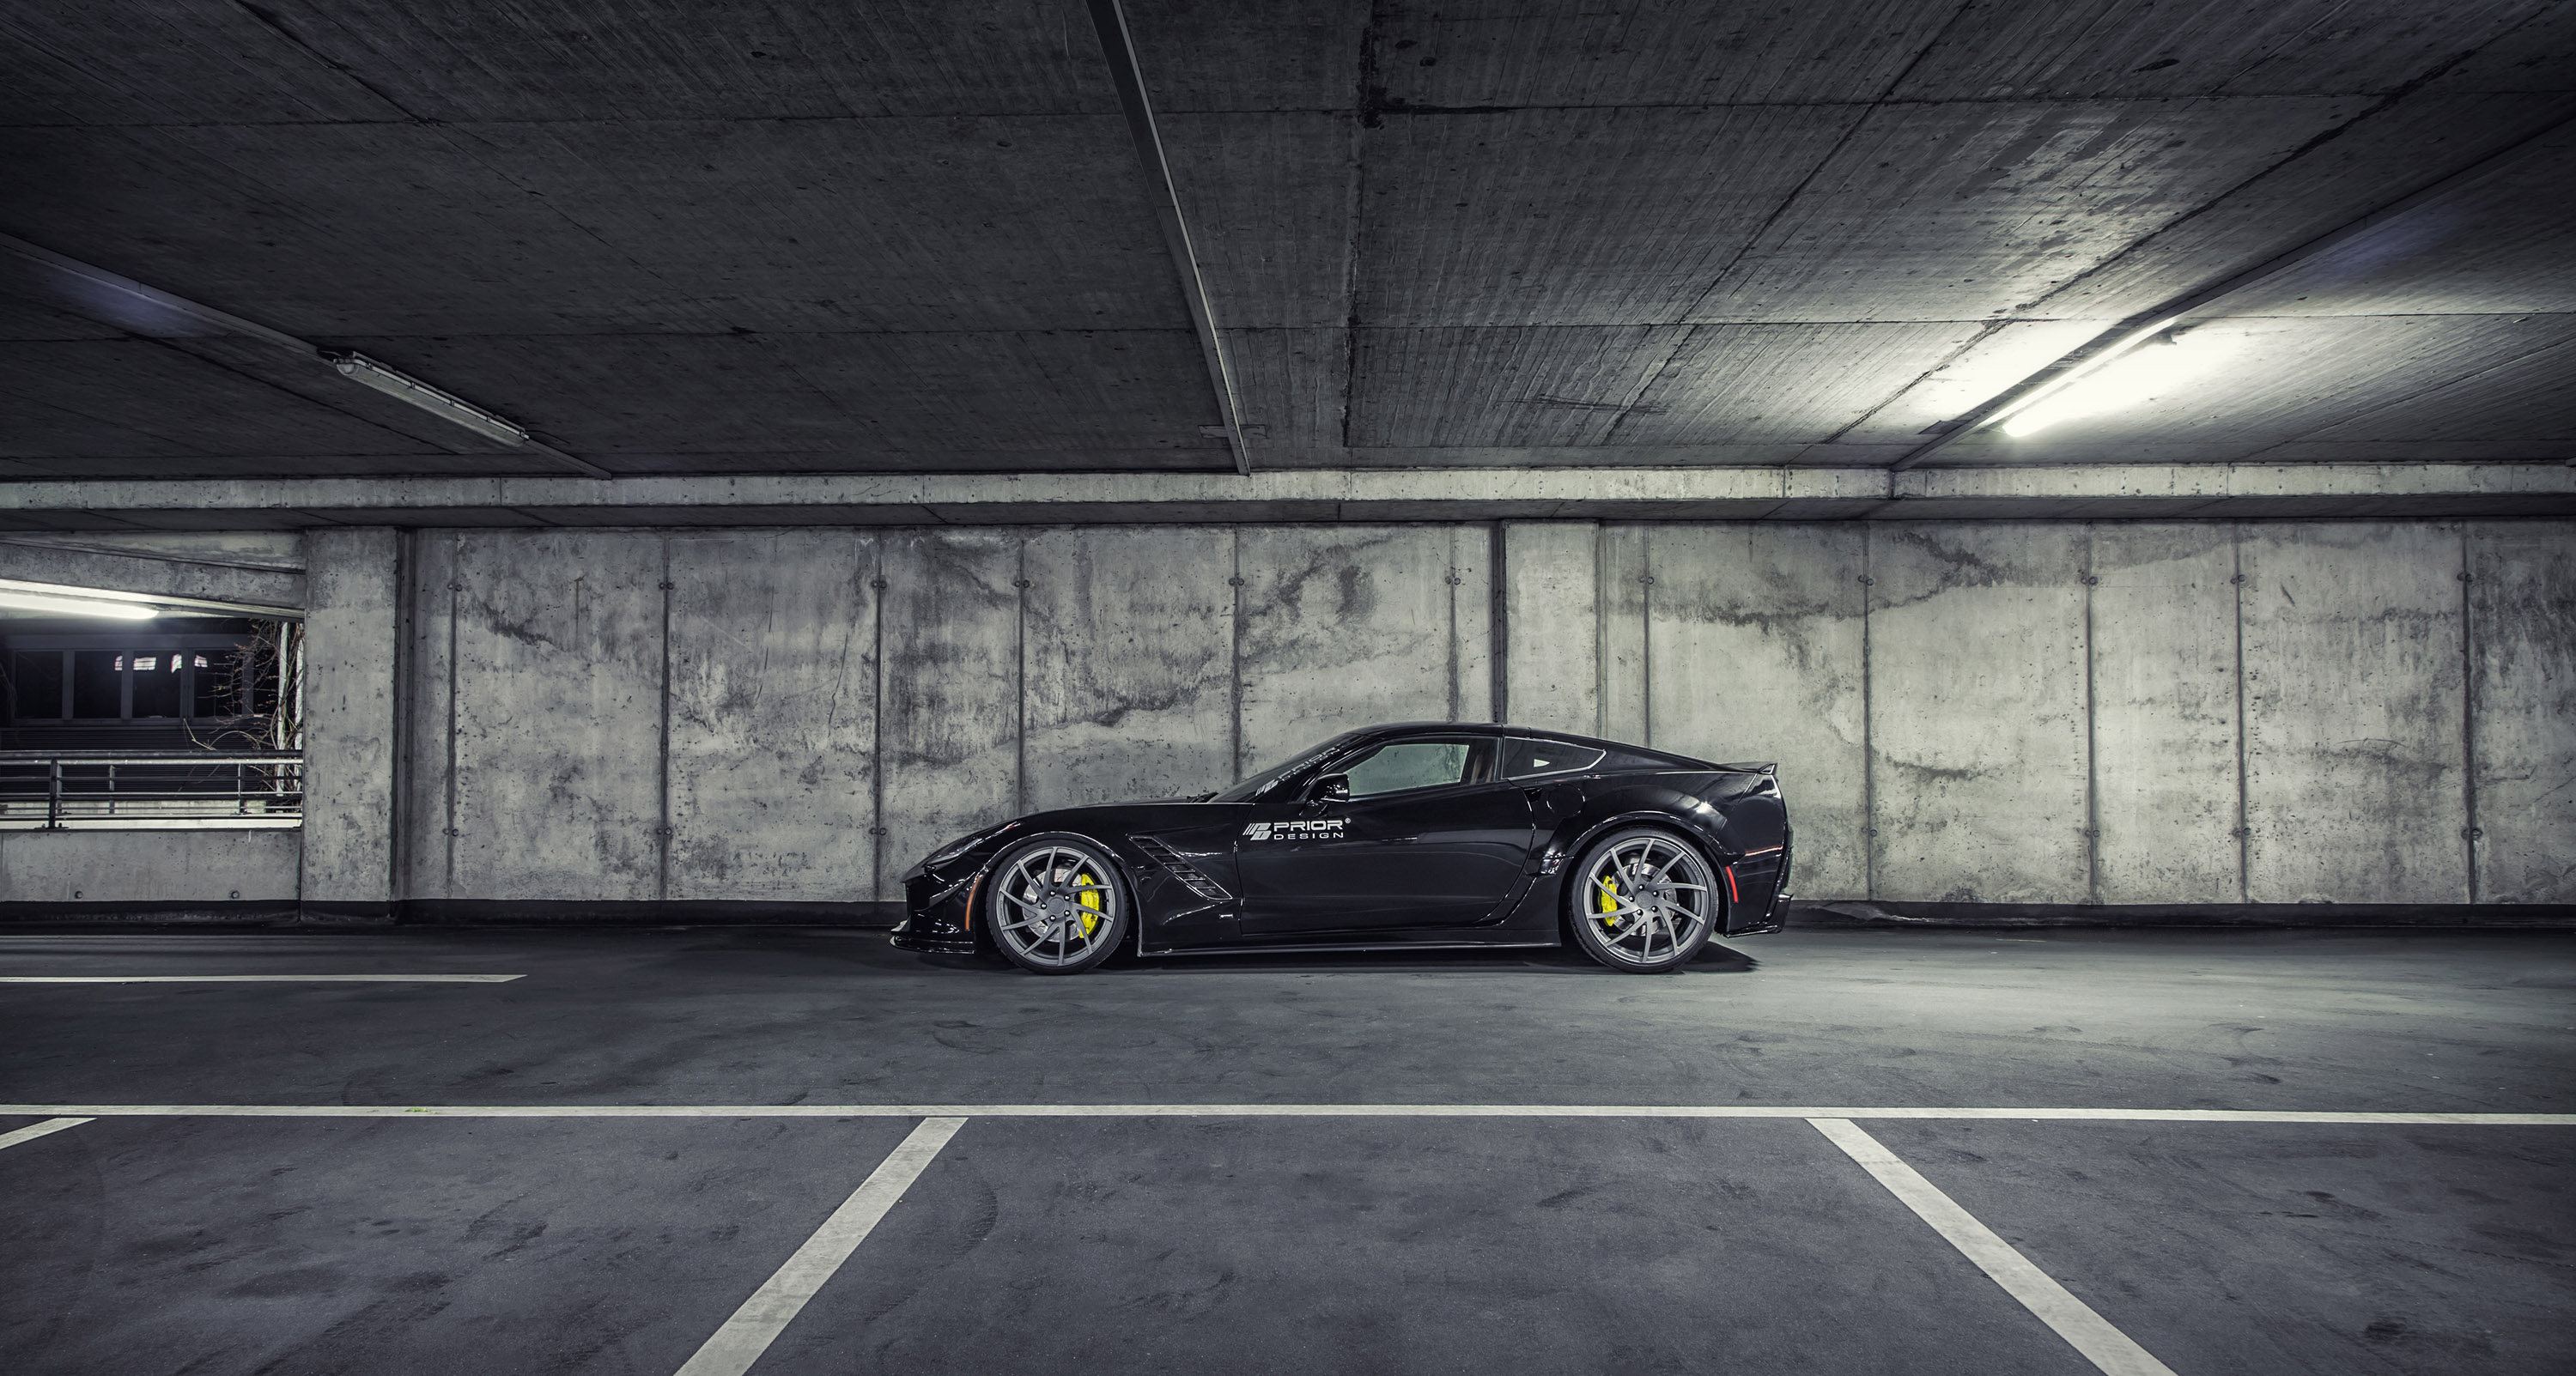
1504, 739, 1607, 779
1336, 737, 1492, 798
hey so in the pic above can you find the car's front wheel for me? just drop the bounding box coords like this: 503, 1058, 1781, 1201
1565, 827, 1719, 973
985, 836, 1129, 975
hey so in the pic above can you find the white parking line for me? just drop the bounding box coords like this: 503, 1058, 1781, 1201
0, 1103, 2564, 1123
1811, 1118, 2175, 1376
0, 974, 524, 983
0, 1117, 93, 1151
673, 1117, 965, 1376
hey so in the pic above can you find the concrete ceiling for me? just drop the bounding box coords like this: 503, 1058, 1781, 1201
1, 0, 2572, 483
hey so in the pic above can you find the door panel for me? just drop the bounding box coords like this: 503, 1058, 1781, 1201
1237, 783, 1535, 935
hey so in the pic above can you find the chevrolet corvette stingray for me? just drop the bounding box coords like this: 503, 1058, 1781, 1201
890, 722, 1792, 974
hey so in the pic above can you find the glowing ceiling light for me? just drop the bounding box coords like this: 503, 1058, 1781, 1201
1999, 330, 2234, 438
0, 591, 158, 619
321, 350, 532, 446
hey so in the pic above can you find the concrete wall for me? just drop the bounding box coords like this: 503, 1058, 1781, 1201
1505, 518, 2575, 907
397, 525, 1494, 904
0, 829, 300, 904
5, 518, 2564, 917
362, 517, 2568, 912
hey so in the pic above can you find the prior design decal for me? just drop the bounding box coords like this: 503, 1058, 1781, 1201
1244, 819, 1346, 841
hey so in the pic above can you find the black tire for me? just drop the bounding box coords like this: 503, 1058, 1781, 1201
1564, 827, 1720, 973
983, 835, 1130, 975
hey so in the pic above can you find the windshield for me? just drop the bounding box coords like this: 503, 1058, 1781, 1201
1210, 730, 1371, 803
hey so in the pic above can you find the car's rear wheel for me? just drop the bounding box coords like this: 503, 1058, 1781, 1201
986, 836, 1128, 975
1565, 827, 1718, 973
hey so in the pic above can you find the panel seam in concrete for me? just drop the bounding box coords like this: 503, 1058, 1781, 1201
2081, 527, 2101, 907
2461, 523, 2481, 905
1014, 536, 1030, 815
2230, 524, 2251, 905
1860, 527, 1877, 904
656, 537, 674, 903
441, 536, 460, 899
869, 539, 889, 904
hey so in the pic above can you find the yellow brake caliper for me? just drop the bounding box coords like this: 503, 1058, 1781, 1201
1077, 870, 1103, 935
1595, 874, 1622, 930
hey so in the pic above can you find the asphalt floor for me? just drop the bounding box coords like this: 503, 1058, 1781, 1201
0, 925, 2568, 1374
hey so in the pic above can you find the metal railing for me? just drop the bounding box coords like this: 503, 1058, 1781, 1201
0, 751, 303, 829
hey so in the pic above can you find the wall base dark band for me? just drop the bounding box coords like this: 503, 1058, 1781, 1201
0, 900, 908, 927
1792, 900, 2576, 929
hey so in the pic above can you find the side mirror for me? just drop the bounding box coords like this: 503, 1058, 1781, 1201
1307, 773, 1351, 805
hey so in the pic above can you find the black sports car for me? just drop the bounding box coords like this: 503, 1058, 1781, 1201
890, 723, 1792, 974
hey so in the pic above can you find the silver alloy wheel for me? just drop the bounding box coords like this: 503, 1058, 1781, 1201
1579, 833, 1716, 967
991, 843, 1121, 970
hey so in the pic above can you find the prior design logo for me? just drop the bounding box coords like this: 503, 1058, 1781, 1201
1243, 819, 1346, 842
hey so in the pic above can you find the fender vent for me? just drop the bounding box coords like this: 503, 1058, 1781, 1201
1131, 836, 1231, 901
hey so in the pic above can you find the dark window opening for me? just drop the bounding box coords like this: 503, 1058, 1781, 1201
70, 651, 121, 719
0, 616, 301, 752
10, 652, 63, 721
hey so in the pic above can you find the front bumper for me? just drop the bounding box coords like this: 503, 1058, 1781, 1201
888, 928, 977, 955
889, 866, 982, 955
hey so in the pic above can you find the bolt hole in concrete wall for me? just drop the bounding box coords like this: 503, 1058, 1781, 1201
384, 521, 2570, 915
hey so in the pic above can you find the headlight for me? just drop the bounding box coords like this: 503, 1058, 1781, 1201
923, 822, 1014, 870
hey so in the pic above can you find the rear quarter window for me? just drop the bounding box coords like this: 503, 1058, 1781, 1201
1505, 740, 1606, 778
1507, 738, 1698, 778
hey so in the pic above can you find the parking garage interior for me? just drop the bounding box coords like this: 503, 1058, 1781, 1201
1, 2, 2571, 1373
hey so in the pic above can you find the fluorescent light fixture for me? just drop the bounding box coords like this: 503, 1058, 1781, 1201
1999, 330, 2235, 438
321, 350, 531, 446
0, 591, 157, 619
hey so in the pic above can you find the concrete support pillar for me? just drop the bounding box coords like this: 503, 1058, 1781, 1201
299, 528, 400, 917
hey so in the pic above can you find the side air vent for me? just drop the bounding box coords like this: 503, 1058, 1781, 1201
1131, 836, 1231, 901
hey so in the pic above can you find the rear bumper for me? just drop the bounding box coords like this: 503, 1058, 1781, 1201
1724, 828, 1791, 937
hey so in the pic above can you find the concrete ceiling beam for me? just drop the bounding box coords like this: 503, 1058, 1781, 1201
1, 464, 2565, 530
1086, 0, 1254, 476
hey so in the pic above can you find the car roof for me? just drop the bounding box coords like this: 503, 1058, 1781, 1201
1348, 721, 1722, 770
